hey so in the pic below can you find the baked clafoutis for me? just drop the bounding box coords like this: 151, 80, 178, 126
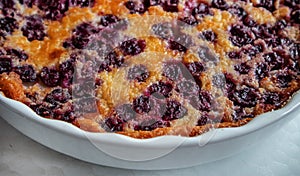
0, 0, 299, 138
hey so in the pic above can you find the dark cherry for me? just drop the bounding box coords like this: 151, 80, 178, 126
263, 52, 284, 70
189, 91, 212, 111
98, 51, 124, 72
45, 88, 71, 107
274, 19, 287, 31
284, 0, 300, 8
30, 104, 53, 118
200, 30, 217, 42
5, 48, 28, 61
290, 43, 300, 61
100, 14, 120, 27
267, 37, 292, 48
229, 25, 254, 47
225, 73, 237, 93
243, 15, 257, 27
179, 16, 198, 26
255, 63, 269, 80
234, 62, 251, 74
147, 81, 173, 98
21, 15, 46, 41
13, 65, 37, 82
137, 119, 169, 131
69, 0, 95, 7
40, 67, 61, 87
120, 38, 146, 56
63, 23, 100, 49
276, 73, 293, 88
162, 0, 179, 12
263, 92, 281, 106
109, 51, 124, 68
197, 113, 209, 126
242, 43, 263, 57
254, 0, 275, 12
59, 58, 76, 88
162, 100, 187, 121
54, 109, 76, 123
0, 17, 18, 38
0, 0, 15, 16
227, 51, 241, 59
252, 24, 274, 39
37, 0, 69, 20
19, 0, 35, 7
176, 80, 200, 97
133, 95, 152, 114
115, 104, 136, 122
192, 3, 211, 19
162, 61, 183, 81
0, 56, 12, 74
228, 5, 247, 18
104, 117, 124, 132
185, 62, 205, 77
124, 0, 148, 14
0, 0, 15, 9
127, 64, 149, 82
147, 0, 161, 6
211, 0, 229, 10
291, 10, 300, 24
168, 33, 193, 52
229, 87, 260, 107
232, 108, 254, 121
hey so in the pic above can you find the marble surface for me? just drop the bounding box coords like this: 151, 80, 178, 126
0, 116, 300, 176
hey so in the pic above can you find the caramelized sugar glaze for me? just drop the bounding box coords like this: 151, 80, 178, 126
0, 0, 299, 138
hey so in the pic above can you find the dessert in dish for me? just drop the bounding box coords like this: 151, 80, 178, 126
0, 0, 299, 138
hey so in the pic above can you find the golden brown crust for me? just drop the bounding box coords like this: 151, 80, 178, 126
0, 72, 26, 102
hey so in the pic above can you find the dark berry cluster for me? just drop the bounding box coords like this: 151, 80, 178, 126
124, 0, 178, 14
21, 15, 47, 41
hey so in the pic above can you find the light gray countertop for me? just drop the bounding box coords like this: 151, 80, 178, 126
1, 116, 300, 176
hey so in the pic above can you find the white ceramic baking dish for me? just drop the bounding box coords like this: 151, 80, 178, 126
0, 92, 300, 170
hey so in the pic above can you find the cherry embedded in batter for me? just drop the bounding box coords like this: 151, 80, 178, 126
124, 0, 149, 14
229, 87, 260, 108
147, 81, 173, 99
162, 100, 187, 121
37, 0, 69, 20
40, 67, 61, 87
192, 3, 212, 20
162, 0, 179, 12
234, 62, 251, 74
189, 91, 212, 111
212, 0, 229, 10
201, 30, 217, 42
0, 17, 18, 38
229, 25, 254, 47
21, 15, 47, 41
104, 116, 124, 132
133, 95, 153, 114
13, 65, 37, 82
120, 38, 146, 56
0, 56, 12, 74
